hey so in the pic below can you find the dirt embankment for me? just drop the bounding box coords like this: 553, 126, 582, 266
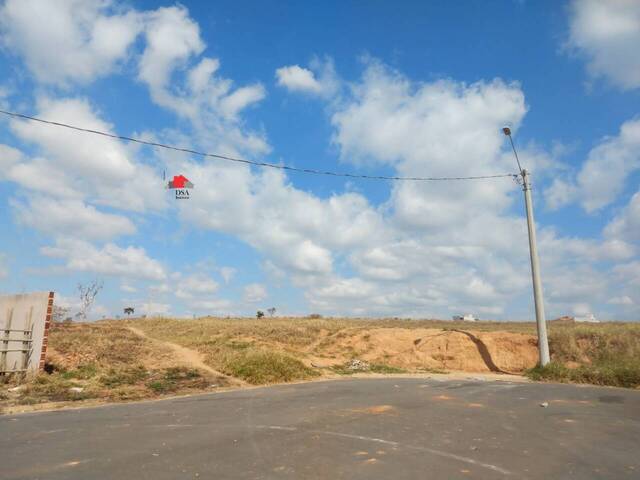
305, 327, 539, 373
122, 316, 540, 376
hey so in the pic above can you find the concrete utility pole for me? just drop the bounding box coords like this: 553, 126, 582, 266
503, 128, 550, 366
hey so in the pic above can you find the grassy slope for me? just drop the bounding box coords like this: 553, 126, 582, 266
121, 317, 335, 384
0, 323, 227, 412
125, 317, 640, 388
122, 316, 506, 383
527, 323, 640, 388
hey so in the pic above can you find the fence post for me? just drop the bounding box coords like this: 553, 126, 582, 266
1, 308, 13, 373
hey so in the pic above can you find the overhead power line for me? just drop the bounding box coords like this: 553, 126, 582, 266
0, 109, 517, 182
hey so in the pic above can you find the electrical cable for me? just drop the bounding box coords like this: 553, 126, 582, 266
0, 109, 517, 182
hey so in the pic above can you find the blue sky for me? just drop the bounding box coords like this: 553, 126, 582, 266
0, 0, 639, 320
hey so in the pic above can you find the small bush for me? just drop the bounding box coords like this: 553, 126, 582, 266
225, 340, 253, 350
147, 380, 172, 393
330, 362, 406, 375
100, 366, 149, 387
330, 365, 356, 375
146, 367, 206, 394
527, 361, 640, 388
369, 364, 407, 374
223, 350, 318, 384
20, 374, 97, 403
108, 386, 147, 401
527, 362, 570, 382
163, 367, 200, 381
61, 363, 98, 380
416, 367, 449, 374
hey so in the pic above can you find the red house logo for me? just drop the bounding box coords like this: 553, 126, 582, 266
167, 175, 194, 189
167, 174, 194, 199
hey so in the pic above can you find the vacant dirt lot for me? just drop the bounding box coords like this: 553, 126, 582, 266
122, 317, 540, 381
2, 317, 638, 413
120, 316, 640, 388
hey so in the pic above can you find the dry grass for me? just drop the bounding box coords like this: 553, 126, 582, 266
220, 350, 318, 384
527, 322, 640, 388
126, 317, 640, 389
123, 316, 538, 382
121, 317, 332, 384
0, 323, 227, 412
124, 316, 537, 344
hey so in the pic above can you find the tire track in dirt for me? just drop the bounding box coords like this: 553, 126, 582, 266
126, 326, 246, 386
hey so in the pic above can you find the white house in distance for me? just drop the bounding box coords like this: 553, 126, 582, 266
575, 313, 599, 323
452, 314, 478, 322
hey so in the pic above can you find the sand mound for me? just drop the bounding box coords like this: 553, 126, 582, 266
314, 328, 538, 373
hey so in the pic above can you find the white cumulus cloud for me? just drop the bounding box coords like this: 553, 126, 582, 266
0, 0, 143, 86
605, 190, 640, 243
544, 117, 640, 212
276, 65, 323, 93
567, 0, 640, 90
12, 196, 136, 241
41, 238, 166, 281
243, 283, 268, 303
137, 6, 268, 155
138, 6, 204, 110
175, 273, 219, 300
9, 97, 167, 214
138, 302, 171, 316
276, 58, 339, 97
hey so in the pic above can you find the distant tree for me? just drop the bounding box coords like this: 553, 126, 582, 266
267, 307, 276, 317
256, 310, 265, 319
77, 279, 104, 321
124, 307, 135, 316
51, 305, 70, 323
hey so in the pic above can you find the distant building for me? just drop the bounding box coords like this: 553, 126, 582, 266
452, 314, 478, 322
575, 313, 598, 323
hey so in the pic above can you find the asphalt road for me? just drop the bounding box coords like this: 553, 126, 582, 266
1, 377, 639, 479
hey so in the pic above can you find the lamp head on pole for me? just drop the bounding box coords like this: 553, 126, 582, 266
502, 125, 523, 174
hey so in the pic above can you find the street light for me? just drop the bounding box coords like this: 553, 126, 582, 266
503, 126, 550, 366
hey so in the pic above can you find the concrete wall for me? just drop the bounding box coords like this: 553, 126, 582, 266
0, 292, 54, 373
